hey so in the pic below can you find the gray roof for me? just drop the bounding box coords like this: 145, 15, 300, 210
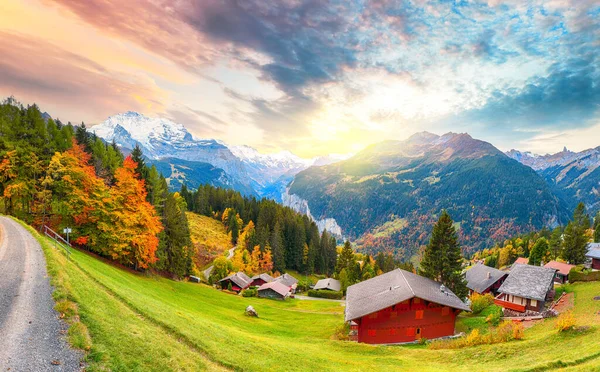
497, 264, 556, 301
251, 273, 274, 283
275, 273, 298, 288
219, 272, 252, 288
345, 269, 470, 322
587, 243, 600, 259
314, 278, 341, 292
465, 263, 507, 293
258, 281, 290, 297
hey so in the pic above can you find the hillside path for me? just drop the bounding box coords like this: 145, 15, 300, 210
203, 245, 237, 280
0, 217, 82, 371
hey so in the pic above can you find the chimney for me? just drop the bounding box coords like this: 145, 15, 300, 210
486, 272, 491, 279
440, 284, 446, 293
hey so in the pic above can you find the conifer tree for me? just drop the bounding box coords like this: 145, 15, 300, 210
418, 210, 467, 299
156, 192, 193, 279
529, 238, 549, 266
549, 227, 563, 259
594, 212, 600, 243
562, 203, 590, 264
270, 222, 285, 272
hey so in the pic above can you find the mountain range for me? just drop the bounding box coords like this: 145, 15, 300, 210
91, 112, 599, 259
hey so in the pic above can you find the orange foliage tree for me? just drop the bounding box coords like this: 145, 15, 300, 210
108, 156, 162, 269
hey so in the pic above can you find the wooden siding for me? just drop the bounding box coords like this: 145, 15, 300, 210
592, 258, 600, 270
355, 298, 459, 344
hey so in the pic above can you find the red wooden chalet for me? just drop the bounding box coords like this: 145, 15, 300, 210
345, 269, 470, 344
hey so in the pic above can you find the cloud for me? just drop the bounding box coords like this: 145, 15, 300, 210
0, 31, 166, 122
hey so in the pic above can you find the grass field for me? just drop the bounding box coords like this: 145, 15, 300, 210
186, 212, 233, 269
23, 221, 600, 371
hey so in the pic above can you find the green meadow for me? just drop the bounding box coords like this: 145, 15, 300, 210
25, 221, 600, 371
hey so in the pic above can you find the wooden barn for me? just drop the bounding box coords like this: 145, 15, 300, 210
257, 281, 290, 300
494, 264, 556, 313
275, 273, 298, 293
345, 269, 470, 345
587, 244, 600, 270
313, 278, 341, 292
250, 273, 274, 287
544, 261, 575, 284
465, 263, 508, 295
218, 272, 252, 293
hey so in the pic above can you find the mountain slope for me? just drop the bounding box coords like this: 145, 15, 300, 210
507, 148, 600, 213
91, 112, 345, 199
287, 132, 568, 257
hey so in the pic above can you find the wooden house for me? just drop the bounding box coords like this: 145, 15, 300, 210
257, 281, 290, 300
465, 263, 508, 296
494, 264, 556, 313
218, 272, 252, 293
250, 273, 274, 288
543, 261, 575, 284
587, 244, 600, 270
344, 269, 470, 345
313, 278, 341, 292
275, 273, 298, 293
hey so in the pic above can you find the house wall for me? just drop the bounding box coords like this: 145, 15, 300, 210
496, 293, 543, 312
258, 288, 285, 300
356, 297, 459, 344
553, 273, 567, 284
251, 279, 268, 287
592, 258, 600, 270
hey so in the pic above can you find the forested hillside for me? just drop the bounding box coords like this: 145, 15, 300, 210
0, 98, 339, 280
289, 132, 569, 259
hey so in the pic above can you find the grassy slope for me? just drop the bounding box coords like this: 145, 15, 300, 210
186, 212, 232, 267
26, 223, 600, 371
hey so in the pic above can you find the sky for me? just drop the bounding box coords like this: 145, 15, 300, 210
0, 0, 599, 158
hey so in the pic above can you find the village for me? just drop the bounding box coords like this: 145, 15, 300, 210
204, 241, 600, 346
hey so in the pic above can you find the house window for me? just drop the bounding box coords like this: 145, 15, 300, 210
531, 299, 537, 307
406, 327, 416, 337
389, 328, 397, 336
415, 310, 424, 320
368, 329, 377, 337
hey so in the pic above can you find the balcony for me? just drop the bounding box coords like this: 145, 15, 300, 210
494, 298, 526, 312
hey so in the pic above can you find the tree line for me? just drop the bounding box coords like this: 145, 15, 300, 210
474, 202, 598, 268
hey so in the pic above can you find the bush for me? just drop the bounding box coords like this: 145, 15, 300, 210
242, 288, 257, 297
429, 321, 524, 350
296, 278, 314, 293
331, 323, 350, 341
485, 308, 502, 326
570, 266, 600, 282
470, 293, 495, 314
555, 311, 576, 332
307, 289, 343, 299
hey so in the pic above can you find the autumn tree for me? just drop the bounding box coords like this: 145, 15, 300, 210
108, 156, 162, 269
419, 210, 468, 299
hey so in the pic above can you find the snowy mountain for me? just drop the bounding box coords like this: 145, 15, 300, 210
507, 147, 600, 212
91, 111, 348, 199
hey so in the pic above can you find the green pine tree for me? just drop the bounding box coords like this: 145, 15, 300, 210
594, 212, 600, 243
529, 238, 549, 266
562, 203, 590, 264
418, 210, 468, 299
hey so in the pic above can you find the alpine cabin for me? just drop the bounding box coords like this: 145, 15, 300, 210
218, 272, 252, 293
345, 269, 470, 345
494, 264, 556, 313
543, 261, 575, 284
465, 263, 507, 295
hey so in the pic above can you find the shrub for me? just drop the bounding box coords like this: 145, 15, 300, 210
470, 293, 495, 314
307, 289, 343, 299
569, 265, 600, 282
485, 307, 502, 326
227, 282, 232, 291
331, 323, 350, 341
242, 288, 257, 297
429, 321, 523, 350
296, 278, 314, 293
555, 311, 576, 332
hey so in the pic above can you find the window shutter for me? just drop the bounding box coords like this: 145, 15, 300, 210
415, 310, 424, 320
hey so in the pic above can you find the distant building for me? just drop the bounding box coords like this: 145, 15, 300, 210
587, 243, 600, 270
258, 281, 291, 300
543, 261, 575, 284
494, 264, 556, 313
465, 263, 508, 296
511, 257, 529, 269
345, 269, 470, 345
313, 278, 341, 292
218, 272, 252, 293
275, 273, 298, 293
250, 273, 274, 288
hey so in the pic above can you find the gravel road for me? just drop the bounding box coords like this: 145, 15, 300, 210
0, 217, 82, 371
